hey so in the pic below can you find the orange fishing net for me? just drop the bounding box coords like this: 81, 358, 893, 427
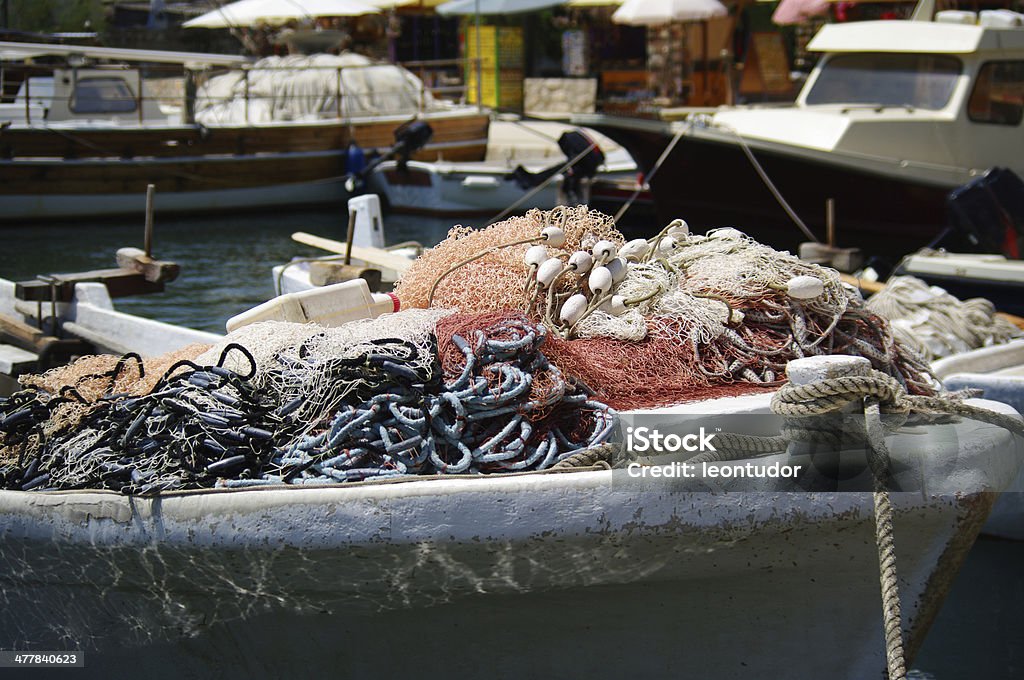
396, 206, 623, 311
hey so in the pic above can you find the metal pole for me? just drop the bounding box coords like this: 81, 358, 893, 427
243, 68, 249, 124
474, 0, 482, 109
145, 184, 155, 257
826, 198, 836, 247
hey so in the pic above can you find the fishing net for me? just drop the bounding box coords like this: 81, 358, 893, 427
1, 310, 614, 493
865, 275, 1022, 361
395, 205, 623, 311
397, 210, 936, 408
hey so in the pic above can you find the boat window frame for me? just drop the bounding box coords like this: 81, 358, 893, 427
803, 52, 964, 111
967, 61, 1024, 127
69, 76, 138, 115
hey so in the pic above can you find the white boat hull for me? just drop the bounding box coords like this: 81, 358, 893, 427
0, 394, 1017, 678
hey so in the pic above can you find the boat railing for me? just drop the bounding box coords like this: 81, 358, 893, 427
0, 56, 483, 126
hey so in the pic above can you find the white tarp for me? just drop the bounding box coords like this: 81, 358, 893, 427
195, 53, 450, 124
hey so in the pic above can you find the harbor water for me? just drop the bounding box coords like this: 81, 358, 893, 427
2, 211, 1023, 678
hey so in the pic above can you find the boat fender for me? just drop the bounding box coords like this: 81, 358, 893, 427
606, 257, 628, 284
525, 245, 549, 268
560, 294, 589, 325
346, 142, 366, 176
787, 275, 825, 300
568, 251, 593, 274
588, 266, 613, 296
620, 239, 651, 261
541, 226, 566, 247
536, 258, 564, 288
592, 240, 617, 264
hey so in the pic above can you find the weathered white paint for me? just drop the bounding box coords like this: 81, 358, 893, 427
0, 395, 1017, 677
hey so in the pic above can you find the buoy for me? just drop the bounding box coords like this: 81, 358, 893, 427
787, 275, 825, 299
667, 220, 689, 240
541, 226, 566, 248
536, 258, 565, 287
568, 251, 593, 274
592, 240, 617, 264
619, 239, 650, 261
600, 295, 627, 316
525, 245, 549, 268
588, 266, 613, 295
606, 257, 628, 284
658, 236, 679, 254
559, 294, 589, 325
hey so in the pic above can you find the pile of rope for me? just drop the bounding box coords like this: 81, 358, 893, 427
865, 275, 1021, 361
397, 209, 937, 410
0, 313, 614, 493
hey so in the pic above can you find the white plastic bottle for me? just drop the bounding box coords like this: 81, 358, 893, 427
226, 279, 400, 333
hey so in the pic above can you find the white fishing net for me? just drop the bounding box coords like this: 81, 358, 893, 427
866, 275, 1022, 360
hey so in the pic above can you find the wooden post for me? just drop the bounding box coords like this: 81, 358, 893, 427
344, 208, 357, 266
336, 67, 342, 119
183, 67, 197, 125
144, 184, 155, 257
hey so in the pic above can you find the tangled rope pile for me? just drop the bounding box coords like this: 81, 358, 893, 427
0, 313, 614, 493
398, 209, 936, 409
866, 275, 1021, 361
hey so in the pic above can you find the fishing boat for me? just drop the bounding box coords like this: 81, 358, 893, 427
0, 42, 490, 223
576, 9, 1024, 255
366, 133, 638, 219
1, 207, 1021, 677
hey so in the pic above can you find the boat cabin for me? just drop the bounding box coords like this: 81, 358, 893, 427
711, 11, 1024, 184
0, 68, 167, 125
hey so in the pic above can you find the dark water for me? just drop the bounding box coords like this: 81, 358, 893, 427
0, 208, 457, 334
3, 211, 1024, 677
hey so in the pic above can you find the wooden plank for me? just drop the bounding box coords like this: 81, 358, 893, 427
115, 248, 181, 284
15, 270, 164, 302
291, 232, 412, 274
839, 273, 885, 296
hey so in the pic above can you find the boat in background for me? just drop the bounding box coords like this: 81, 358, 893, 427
576, 10, 1024, 255
0, 42, 490, 223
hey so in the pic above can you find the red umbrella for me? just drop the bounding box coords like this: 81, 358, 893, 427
771, 0, 829, 25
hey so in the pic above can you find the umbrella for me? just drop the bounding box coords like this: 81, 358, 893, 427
184, 0, 380, 28
771, 0, 829, 24
611, 0, 727, 24
435, 0, 563, 15
612, 0, 728, 105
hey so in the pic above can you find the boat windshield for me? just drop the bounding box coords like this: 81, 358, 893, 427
804, 53, 962, 110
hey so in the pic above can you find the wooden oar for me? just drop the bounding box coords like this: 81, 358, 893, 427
292, 232, 413, 274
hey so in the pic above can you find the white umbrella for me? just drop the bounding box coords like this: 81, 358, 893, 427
612, 0, 728, 105
184, 0, 380, 29
435, 0, 563, 15
612, 0, 727, 24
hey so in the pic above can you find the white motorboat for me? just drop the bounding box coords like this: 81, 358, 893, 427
577, 8, 1024, 256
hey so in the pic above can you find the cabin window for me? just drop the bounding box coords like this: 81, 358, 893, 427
968, 61, 1024, 126
70, 77, 137, 114
805, 53, 961, 110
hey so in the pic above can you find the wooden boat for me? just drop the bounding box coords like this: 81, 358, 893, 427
0, 42, 490, 223
0, 238, 1020, 677
576, 10, 1024, 255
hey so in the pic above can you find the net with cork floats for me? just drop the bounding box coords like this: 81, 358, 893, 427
1, 206, 935, 492
397, 206, 936, 410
